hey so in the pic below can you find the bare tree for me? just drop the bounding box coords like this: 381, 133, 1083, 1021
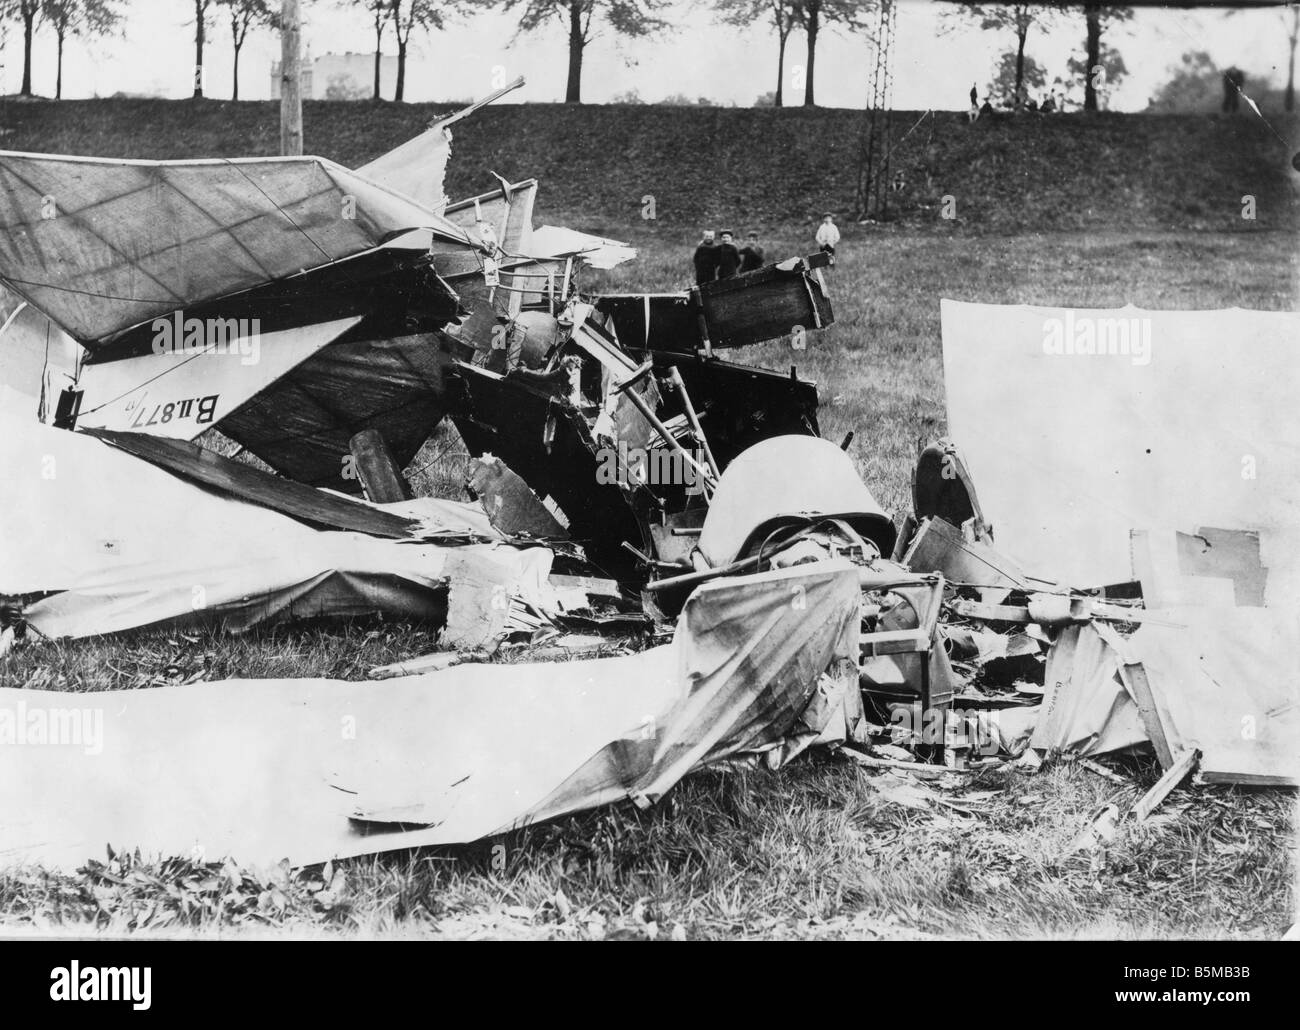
501, 0, 671, 104
793, 0, 873, 108
191, 0, 215, 97
1059, 2, 1131, 112
343, 0, 393, 99
1, 0, 44, 96
715, 0, 800, 108
1286, 4, 1298, 112
41, 0, 120, 99
217, 0, 276, 101
388, 0, 449, 102
941, 2, 1055, 110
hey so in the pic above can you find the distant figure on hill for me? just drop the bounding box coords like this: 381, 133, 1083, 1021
1040, 93, 1056, 114
738, 231, 765, 272
979, 99, 994, 119
970, 83, 978, 108
692, 230, 718, 285
1222, 67, 1246, 113
715, 230, 743, 279
815, 213, 840, 264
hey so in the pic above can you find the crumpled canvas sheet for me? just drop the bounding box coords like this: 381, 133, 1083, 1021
0, 413, 552, 638
1033, 611, 1299, 785
940, 301, 1300, 602
1032, 622, 1150, 759
0, 561, 861, 871
1124, 608, 1300, 786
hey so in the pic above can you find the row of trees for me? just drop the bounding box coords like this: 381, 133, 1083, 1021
0, 0, 123, 98
949, 2, 1129, 112
3, 1, 1296, 113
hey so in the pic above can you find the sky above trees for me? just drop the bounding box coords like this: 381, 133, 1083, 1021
0, 0, 1290, 112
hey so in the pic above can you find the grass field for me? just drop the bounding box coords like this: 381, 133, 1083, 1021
0, 103, 1297, 938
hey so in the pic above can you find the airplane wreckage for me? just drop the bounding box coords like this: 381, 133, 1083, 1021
0, 84, 1296, 870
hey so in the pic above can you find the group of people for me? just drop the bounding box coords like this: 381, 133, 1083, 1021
691, 229, 765, 285
968, 82, 1062, 120
691, 215, 841, 285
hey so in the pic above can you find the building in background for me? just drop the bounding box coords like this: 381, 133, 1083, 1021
269, 51, 399, 100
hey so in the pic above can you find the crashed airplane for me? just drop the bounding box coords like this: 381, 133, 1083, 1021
1, 83, 1295, 872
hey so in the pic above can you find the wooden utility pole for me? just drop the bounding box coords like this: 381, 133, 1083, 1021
280, 0, 303, 156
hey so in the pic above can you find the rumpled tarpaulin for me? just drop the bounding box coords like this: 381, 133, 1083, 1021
0, 561, 861, 870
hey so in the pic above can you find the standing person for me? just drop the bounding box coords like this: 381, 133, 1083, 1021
692, 230, 718, 285
1222, 67, 1245, 113
715, 230, 742, 279
815, 213, 840, 264
738, 231, 765, 272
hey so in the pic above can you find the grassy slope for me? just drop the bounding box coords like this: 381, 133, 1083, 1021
0, 99, 1296, 232
0, 101, 1296, 938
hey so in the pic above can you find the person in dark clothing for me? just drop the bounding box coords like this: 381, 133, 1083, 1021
738, 231, 765, 273
715, 230, 742, 279
692, 230, 718, 285
1222, 67, 1245, 112
970, 83, 978, 107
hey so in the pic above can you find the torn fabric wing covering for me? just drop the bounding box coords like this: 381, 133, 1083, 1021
1032, 612, 1299, 785
1123, 608, 1300, 786
940, 301, 1300, 600
0, 412, 554, 638
526, 225, 637, 269
356, 123, 453, 211
0, 151, 473, 343
0, 286, 80, 416
0, 561, 861, 871
356, 77, 526, 212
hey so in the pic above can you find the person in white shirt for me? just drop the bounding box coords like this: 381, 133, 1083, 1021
815, 213, 840, 264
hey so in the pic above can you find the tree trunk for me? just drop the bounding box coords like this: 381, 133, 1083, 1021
1084, 3, 1101, 113
281, 0, 303, 155
20, 13, 34, 96
373, 24, 383, 99
56, 32, 65, 100
565, 1, 584, 103
232, 42, 242, 101
775, 28, 788, 107
804, 7, 819, 107
1287, 20, 1296, 112
1014, 27, 1026, 108
396, 39, 407, 101
194, 0, 206, 98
